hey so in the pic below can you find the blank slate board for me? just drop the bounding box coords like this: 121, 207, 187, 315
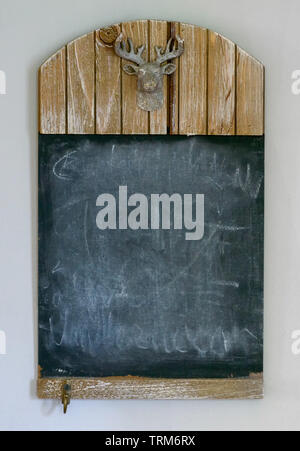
39, 135, 264, 380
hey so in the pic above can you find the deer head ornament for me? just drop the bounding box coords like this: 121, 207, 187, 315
115, 34, 184, 112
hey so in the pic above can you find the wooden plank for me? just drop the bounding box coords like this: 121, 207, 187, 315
179, 24, 207, 135
169, 22, 180, 135
39, 22, 264, 138
67, 32, 95, 134
121, 20, 149, 134
208, 31, 236, 135
96, 25, 121, 134
39, 47, 66, 134
237, 48, 264, 135
149, 20, 168, 135
38, 373, 263, 400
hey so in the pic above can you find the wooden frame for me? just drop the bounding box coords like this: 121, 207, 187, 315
38, 19, 264, 400
38, 373, 263, 400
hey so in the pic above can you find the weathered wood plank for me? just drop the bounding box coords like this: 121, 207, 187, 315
39, 47, 66, 134
67, 32, 95, 134
208, 31, 236, 135
39, 22, 264, 139
149, 20, 168, 135
96, 25, 122, 134
38, 373, 263, 400
237, 48, 264, 135
179, 24, 207, 135
169, 22, 180, 135
121, 20, 149, 134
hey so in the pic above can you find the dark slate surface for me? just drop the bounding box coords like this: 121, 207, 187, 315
39, 135, 264, 378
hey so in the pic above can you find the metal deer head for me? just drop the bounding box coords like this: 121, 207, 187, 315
115, 34, 184, 111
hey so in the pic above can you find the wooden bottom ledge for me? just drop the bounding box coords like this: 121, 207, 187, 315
37, 373, 263, 400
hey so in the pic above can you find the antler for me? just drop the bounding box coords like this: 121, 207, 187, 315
155, 35, 184, 64
115, 33, 146, 65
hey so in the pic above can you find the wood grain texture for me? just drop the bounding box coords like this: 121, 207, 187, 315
38, 373, 263, 400
237, 48, 264, 135
149, 20, 168, 134
179, 24, 207, 135
39, 47, 66, 134
39, 21, 264, 137
169, 22, 180, 134
121, 20, 149, 134
67, 32, 95, 134
96, 25, 121, 134
208, 31, 236, 135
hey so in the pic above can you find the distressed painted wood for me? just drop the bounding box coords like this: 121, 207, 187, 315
121, 20, 149, 134
38, 373, 263, 400
67, 32, 95, 134
149, 20, 168, 134
208, 31, 236, 135
237, 48, 264, 135
39, 47, 66, 134
179, 24, 207, 135
96, 25, 122, 134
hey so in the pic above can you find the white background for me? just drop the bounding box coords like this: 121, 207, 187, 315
0, 0, 300, 431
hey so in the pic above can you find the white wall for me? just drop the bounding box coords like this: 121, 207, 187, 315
0, 0, 300, 431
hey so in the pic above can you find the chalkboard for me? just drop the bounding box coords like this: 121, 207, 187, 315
39, 135, 264, 379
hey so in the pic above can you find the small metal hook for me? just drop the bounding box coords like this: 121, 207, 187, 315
62, 383, 71, 414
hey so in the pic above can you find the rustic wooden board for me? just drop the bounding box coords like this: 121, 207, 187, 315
67, 32, 95, 134
39, 20, 264, 137
237, 48, 264, 135
96, 25, 122, 134
149, 20, 168, 135
208, 31, 236, 135
169, 22, 180, 135
179, 23, 207, 135
121, 20, 149, 134
39, 47, 66, 134
38, 373, 263, 400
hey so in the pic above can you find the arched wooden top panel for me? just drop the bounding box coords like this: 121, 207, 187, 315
39, 20, 264, 136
